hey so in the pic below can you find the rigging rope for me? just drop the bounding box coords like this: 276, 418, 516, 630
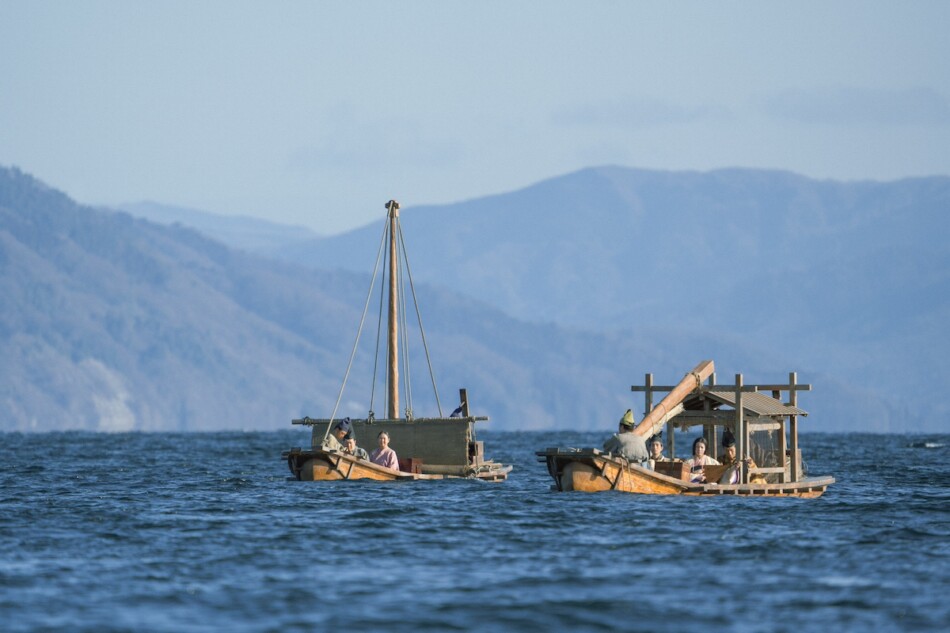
397, 221, 444, 417
323, 203, 448, 434
396, 215, 413, 418
322, 218, 390, 441
368, 217, 389, 420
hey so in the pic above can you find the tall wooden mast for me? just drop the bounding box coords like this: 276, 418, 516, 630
386, 200, 400, 419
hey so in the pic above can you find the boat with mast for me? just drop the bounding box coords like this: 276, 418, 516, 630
283, 200, 511, 482
537, 360, 834, 497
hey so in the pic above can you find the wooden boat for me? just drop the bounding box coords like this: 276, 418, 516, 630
283, 445, 445, 482
282, 200, 511, 483
536, 360, 835, 497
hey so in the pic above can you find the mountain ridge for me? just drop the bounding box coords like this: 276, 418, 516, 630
3, 165, 941, 433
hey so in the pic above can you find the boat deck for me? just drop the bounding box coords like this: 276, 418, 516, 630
536, 447, 834, 497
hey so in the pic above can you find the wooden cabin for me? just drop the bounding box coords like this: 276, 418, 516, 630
634, 371, 810, 484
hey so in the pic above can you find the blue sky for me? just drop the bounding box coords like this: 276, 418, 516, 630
1, 1, 948, 234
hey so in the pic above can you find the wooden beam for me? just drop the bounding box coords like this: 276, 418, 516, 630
751, 466, 786, 474
386, 200, 400, 420
632, 382, 810, 394
789, 371, 800, 482
633, 360, 715, 437
736, 373, 746, 484
751, 383, 812, 392
644, 373, 653, 426
460, 388, 470, 417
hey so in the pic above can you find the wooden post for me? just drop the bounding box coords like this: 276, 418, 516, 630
789, 371, 800, 481
386, 200, 400, 420
644, 373, 653, 425
459, 388, 469, 417
707, 372, 716, 460
705, 381, 717, 461
645, 372, 660, 452
774, 387, 788, 483
736, 373, 745, 484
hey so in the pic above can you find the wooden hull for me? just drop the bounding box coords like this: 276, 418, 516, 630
284, 448, 441, 481
283, 447, 512, 482
289, 416, 511, 482
537, 448, 834, 498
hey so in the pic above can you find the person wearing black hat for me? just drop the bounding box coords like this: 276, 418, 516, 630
602, 409, 648, 463
342, 432, 369, 460
322, 418, 351, 451
718, 429, 765, 484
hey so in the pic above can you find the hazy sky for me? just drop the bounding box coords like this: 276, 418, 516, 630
1, 1, 948, 234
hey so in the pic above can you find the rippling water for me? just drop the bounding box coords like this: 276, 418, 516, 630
1, 431, 947, 632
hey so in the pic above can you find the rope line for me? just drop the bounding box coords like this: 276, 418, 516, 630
397, 219, 444, 417
322, 218, 389, 441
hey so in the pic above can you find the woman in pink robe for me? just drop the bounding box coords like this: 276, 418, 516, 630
370, 431, 399, 471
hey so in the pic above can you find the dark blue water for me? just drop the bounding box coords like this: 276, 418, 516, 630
1, 431, 947, 632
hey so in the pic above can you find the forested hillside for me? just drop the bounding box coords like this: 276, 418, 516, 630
4, 165, 942, 432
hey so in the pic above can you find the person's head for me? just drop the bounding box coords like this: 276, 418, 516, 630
722, 429, 737, 460
344, 436, 356, 452
377, 431, 390, 449
649, 436, 664, 456
618, 409, 636, 433
332, 418, 351, 440
692, 436, 707, 457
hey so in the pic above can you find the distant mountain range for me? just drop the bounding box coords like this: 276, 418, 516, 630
116, 201, 321, 254
2, 164, 946, 433
263, 167, 950, 433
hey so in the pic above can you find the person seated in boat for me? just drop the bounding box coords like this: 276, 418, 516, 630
647, 434, 669, 470
684, 436, 719, 483
370, 431, 399, 471
322, 418, 351, 452
342, 432, 370, 460
602, 409, 648, 464
717, 430, 766, 485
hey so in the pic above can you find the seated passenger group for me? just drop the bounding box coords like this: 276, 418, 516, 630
604, 410, 764, 485
323, 419, 400, 471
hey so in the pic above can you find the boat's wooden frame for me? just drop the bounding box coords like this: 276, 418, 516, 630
536, 363, 835, 498
537, 448, 834, 497
284, 447, 444, 481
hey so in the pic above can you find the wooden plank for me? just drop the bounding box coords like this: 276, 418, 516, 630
313, 418, 475, 465
747, 384, 812, 392
654, 461, 689, 481
751, 466, 785, 474
632, 383, 810, 394
677, 410, 734, 419
704, 464, 729, 483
